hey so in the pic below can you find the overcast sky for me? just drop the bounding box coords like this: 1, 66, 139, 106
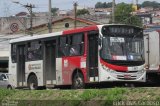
0, 0, 158, 17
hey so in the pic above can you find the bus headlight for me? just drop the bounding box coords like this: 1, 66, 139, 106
109, 69, 115, 73
137, 69, 145, 74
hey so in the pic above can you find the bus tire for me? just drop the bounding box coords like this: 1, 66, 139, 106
7, 85, 12, 90
28, 75, 38, 90
72, 71, 84, 89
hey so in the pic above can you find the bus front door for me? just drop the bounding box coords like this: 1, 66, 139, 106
88, 31, 99, 82
17, 45, 25, 87
44, 41, 56, 87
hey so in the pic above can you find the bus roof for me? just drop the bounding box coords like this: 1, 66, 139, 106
63, 25, 98, 35
9, 24, 142, 44
10, 31, 62, 44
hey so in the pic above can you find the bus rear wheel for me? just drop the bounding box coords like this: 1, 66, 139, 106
7, 85, 12, 90
28, 75, 38, 90
72, 72, 84, 89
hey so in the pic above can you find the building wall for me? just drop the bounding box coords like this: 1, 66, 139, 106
0, 17, 50, 34
0, 15, 108, 35
33, 18, 92, 35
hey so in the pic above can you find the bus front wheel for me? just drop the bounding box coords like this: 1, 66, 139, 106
72, 72, 84, 89
28, 75, 38, 90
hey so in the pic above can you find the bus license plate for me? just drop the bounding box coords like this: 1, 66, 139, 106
124, 75, 131, 79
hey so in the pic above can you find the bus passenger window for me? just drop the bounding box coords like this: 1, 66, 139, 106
58, 37, 69, 57
69, 33, 84, 56
58, 34, 84, 57
27, 41, 42, 61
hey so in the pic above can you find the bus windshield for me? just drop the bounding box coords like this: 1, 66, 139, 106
100, 36, 144, 61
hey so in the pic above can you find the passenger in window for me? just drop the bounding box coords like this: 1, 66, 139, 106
27, 48, 34, 60
28, 51, 34, 60
70, 45, 80, 56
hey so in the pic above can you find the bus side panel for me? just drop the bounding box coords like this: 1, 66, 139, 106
25, 60, 44, 86
144, 31, 160, 71
9, 45, 18, 88
56, 58, 63, 85
9, 62, 17, 88
62, 56, 87, 85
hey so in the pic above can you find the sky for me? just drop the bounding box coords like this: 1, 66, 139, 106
0, 0, 158, 17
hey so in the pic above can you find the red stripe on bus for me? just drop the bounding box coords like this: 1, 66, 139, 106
63, 25, 98, 35
100, 59, 128, 72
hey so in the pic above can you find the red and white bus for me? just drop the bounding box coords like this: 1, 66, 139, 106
9, 24, 145, 89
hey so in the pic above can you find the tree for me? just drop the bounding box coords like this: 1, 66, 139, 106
141, 1, 160, 8
95, 2, 112, 8
114, 3, 142, 27
76, 9, 90, 16
105, 2, 112, 8
51, 8, 59, 16
95, 2, 103, 8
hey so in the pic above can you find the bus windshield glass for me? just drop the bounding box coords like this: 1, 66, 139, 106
100, 37, 144, 61
100, 25, 144, 62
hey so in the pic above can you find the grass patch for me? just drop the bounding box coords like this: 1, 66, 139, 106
0, 87, 160, 106
0, 88, 17, 99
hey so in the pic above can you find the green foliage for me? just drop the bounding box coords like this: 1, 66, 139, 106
1, 88, 160, 105
80, 88, 126, 101
0, 88, 17, 100
76, 9, 90, 16
51, 8, 59, 16
95, 1, 160, 9
115, 3, 142, 27
95, 2, 112, 8
141, 1, 160, 8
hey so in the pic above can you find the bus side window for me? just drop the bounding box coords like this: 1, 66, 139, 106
69, 33, 84, 56
27, 41, 42, 61
11, 44, 17, 63
58, 36, 69, 57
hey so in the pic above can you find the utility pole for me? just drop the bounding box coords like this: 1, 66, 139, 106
73, 2, 78, 29
48, 0, 52, 33
12, 1, 35, 35
112, 0, 115, 23
25, 4, 35, 35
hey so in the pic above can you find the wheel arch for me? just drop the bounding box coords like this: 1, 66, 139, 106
27, 72, 37, 83
71, 68, 84, 83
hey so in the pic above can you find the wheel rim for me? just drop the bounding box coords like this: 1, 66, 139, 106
74, 75, 84, 88
8, 86, 12, 90
30, 83, 36, 90
28, 75, 38, 90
